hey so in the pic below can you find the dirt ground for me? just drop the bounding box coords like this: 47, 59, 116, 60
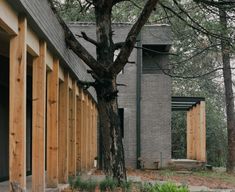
94, 169, 235, 189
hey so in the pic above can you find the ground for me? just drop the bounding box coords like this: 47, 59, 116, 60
93, 168, 235, 189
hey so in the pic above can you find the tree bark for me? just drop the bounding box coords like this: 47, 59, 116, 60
219, 8, 235, 173
95, 77, 126, 182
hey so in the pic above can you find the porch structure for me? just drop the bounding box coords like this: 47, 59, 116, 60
0, 0, 98, 191
172, 96, 206, 162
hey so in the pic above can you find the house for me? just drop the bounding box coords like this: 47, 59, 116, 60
0, 0, 206, 191
69, 23, 172, 169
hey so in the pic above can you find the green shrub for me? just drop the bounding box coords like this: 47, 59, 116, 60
120, 180, 132, 192
99, 177, 118, 192
149, 182, 189, 192
68, 176, 97, 192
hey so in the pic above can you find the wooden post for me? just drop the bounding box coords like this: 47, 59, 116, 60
68, 81, 77, 176
91, 102, 95, 168
32, 41, 47, 192
85, 95, 89, 170
80, 91, 86, 171
195, 104, 201, 161
94, 106, 98, 163
76, 88, 82, 171
58, 72, 69, 183
186, 109, 192, 159
200, 101, 206, 162
46, 58, 59, 188
87, 98, 91, 169
9, 16, 27, 191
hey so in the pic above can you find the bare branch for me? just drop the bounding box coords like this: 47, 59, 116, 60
47, 0, 107, 75
76, 31, 99, 46
111, 0, 159, 74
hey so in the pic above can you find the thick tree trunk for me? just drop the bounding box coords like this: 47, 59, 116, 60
95, 77, 126, 182
219, 8, 235, 173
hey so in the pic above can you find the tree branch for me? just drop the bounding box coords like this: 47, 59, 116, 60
76, 31, 99, 47
47, 0, 107, 75
77, 79, 96, 90
110, 0, 159, 74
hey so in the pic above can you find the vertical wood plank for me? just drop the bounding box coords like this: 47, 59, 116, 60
9, 16, 27, 191
91, 102, 95, 168
46, 58, 59, 188
187, 109, 191, 159
200, 101, 206, 162
85, 95, 89, 170
80, 91, 86, 171
58, 73, 69, 183
32, 41, 47, 192
68, 81, 77, 176
87, 98, 91, 169
195, 104, 201, 161
76, 88, 82, 171
94, 106, 98, 163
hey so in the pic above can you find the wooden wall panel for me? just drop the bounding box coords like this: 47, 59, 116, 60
58, 73, 69, 183
46, 58, 59, 188
80, 91, 86, 171
9, 16, 27, 191
32, 41, 46, 192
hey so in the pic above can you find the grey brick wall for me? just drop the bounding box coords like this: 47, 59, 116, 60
141, 74, 171, 168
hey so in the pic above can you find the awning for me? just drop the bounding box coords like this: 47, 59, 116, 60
172, 96, 205, 111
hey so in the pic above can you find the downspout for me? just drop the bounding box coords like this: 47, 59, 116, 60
136, 33, 142, 169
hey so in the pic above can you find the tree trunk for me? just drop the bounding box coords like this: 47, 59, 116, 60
95, 77, 127, 182
219, 8, 235, 173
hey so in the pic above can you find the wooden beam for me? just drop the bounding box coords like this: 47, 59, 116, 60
68, 81, 77, 176
59, 65, 64, 82
76, 87, 82, 172
46, 50, 53, 72
32, 41, 47, 192
9, 15, 27, 191
58, 73, 69, 183
46, 58, 59, 188
27, 26, 39, 57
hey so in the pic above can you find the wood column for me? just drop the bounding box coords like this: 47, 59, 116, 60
9, 16, 27, 191
94, 107, 98, 162
46, 58, 59, 188
87, 98, 91, 169
58, 73, 69, 183
199, 101, 206, 161
68, 81, 77, 176
187, 108, 193, 159
32, 41, 47, 192
80, 91, 86, 171
195, 104, 201, 161
85, 95, 89, 170
91, 102, 95, 168
76, 88, 83, 171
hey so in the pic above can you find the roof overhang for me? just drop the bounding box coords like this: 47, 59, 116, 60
172, 96, 205, 111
